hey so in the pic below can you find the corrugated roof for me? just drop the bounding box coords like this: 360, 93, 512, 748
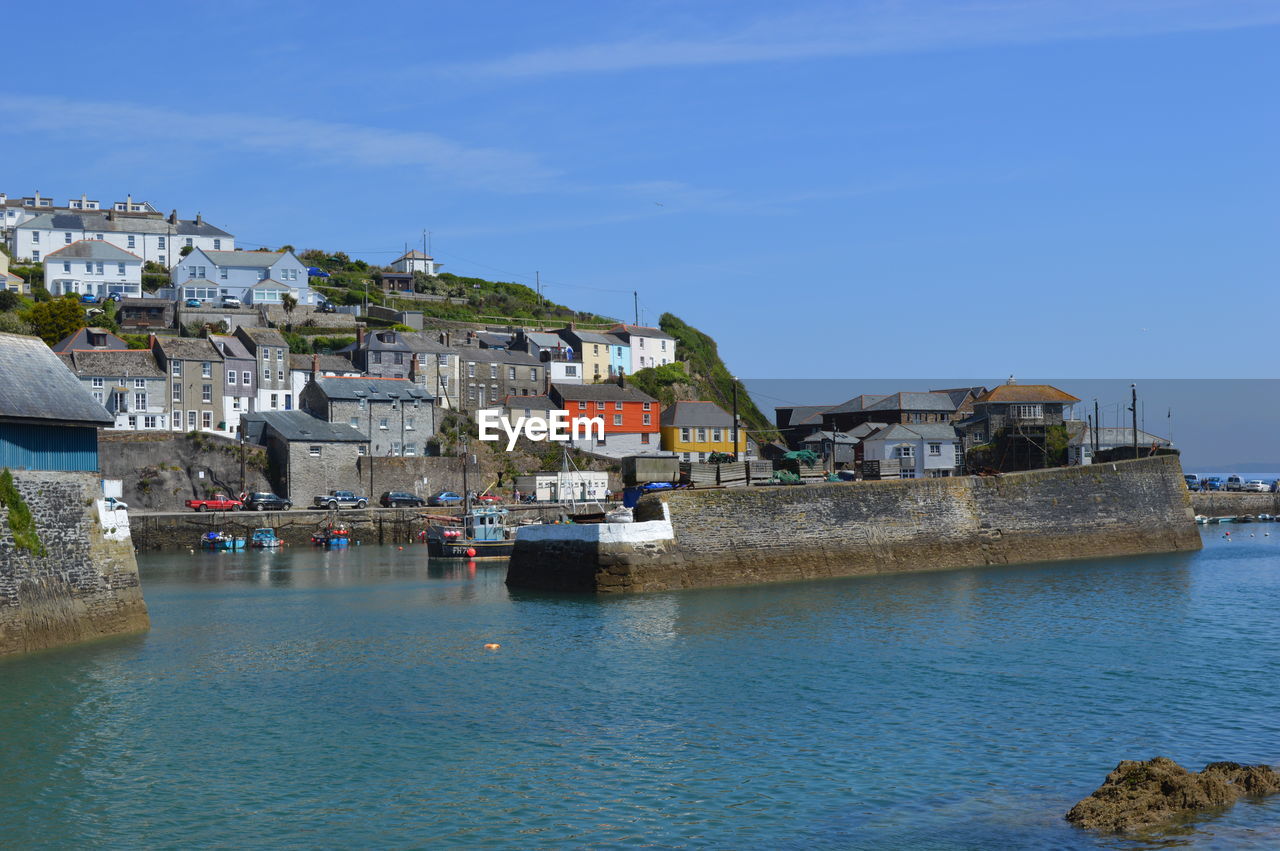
0, 332, 113, 426
247, 410, 368, 443
660, 401, 732, 427
45, 239, 143, 262
976, 384, 1081, 405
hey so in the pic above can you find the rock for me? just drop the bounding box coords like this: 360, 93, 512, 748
1066, 756, 1280, 833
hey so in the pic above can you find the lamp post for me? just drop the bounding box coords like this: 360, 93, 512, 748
731, 376, 740, 462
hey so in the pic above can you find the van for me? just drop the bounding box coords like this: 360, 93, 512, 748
1224, 475, 1246, 492
1183, 473, 1200, 491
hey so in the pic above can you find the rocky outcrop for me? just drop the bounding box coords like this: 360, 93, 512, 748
1066, 757, 1280, 833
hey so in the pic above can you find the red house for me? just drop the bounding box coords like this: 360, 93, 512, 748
549, 381, 662, 457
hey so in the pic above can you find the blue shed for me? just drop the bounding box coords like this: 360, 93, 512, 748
0, 333, 114, 472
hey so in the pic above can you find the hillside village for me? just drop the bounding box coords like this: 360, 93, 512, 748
1, 190, 1179, 508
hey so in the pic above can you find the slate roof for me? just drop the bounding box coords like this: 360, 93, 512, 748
362, 330, 413, 352
45, 239, 142, 262
845, 422, 889, 439
60, 349, 165, 378
310, 377, 433, 402
22, 211, 232, 237
551, 382, 657, 404
459, 348, 541, 367
775, 405, 831, 427
865, 392, 958, 413
209, 334, 253, 361
501, 394, 556, 412
393, 249, 433, 261
557, 328, 615, 346
476, 332, 513, 348
827, 394, 889, 414
397, 331, 454, 354
603, 333, 630, 348
155, 337, 221, 361
203, 250, 286, 268
0, 332, 113, 426
235, 327, 289, 349
50, 327, 128, 353
611, 324, 674, 341
975, 384, 1081, 405
247, 410, 368, 443
801, 430, 859, 444
660, 401, 732, 427
862, 423, 959, 442
289, 353, 358, 374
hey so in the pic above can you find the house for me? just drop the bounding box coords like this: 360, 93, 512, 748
58, 349, 169, 431
458, 348, 544, 409
172, 249, 313, 306
956, 381, 1081, 470
0, 332, 114, 471
12, 209, 232, 267
660, 401, 747, 461
1066, 423, 1173, 466
549, 381, 662, 457
800, 430, 858, 467
1, 250, 26, 294
610, 324, 674, 372
823, 392, 958, 433
556, 327, 615, 383
232, 326, 293, 412
43, 240, 143, 299
390, 249, 438, 276
604, 333, 631, 377
349, 327, 414, 379
115, 297, 174, 333
209, 334, 257, 433
859, 423, 962, 478
299, 377, 435, 457
400, 332, 461, 410
379, 271, 414, 294
51, 327, 128, 353
775, 404, 835, 448
241, 410, 367, 499
150, 336, 226, 434
288, 353, 360, 406
511, 330, 585, 385
1, 192, 157, 236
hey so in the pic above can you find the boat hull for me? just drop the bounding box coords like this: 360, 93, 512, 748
427, 538, 513, 559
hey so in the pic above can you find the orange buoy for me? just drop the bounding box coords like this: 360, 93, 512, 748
466, 547, 476, 557
483, 643, 500, 650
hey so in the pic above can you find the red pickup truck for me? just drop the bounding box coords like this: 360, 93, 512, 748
185, 493, 244, 512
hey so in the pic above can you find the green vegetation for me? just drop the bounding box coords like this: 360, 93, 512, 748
24, 295, 88, 346
0, 469, 45, 556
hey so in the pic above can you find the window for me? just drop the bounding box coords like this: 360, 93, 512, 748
929, 443, 942, 456
508, 367, 516, 380
64, 232, 72, 244
276, 349, 283, 361
144, 416, 157, 429
201, 362, 211, 378
642, 402, 651, 411
578, 401, 586, 410
220, 268, 228, 280
358, 445, 367, 456
358, 398, 367, 410
127, 235, 135, 248
134, 392, 147, 410
159, 255, 166, 265
86, 262, 95, 274
529, 368, 537, 381
638, 338, 645, 348
32, 232, 39, 243
641, 433, 651, 444
232, 398, 241, 410
92, 391, 104, 404
565, 365, 577, 377
596, 401, 605, 410
468, 363, 476, 378
697, 428, 707, 441
158, 237, 166, 249
643, 414, 652, 426
185, 238, 193, 247
378, 417, 389, 430
309, 445, 321, 457
277, 369, 284, 381
489, 364, 498, 379
31, 250, 39, 261
171, 359, 182, 377
202, 384, 212, 403
681, 427, 691, 442
614, 401, 623, 411
404, 444, 416, 456
92, 377, 105, 389
349, 416, 360, 428
660, 340, 667, 350
269, 393, 278, 409
213, 239, 221, 250
1010, 404, 1043, 420
613, 414, 623, 426
897, 445, 914, 459
202, 411, 212, 429
227, 370, 236, 385
258, 269, 267, 281
117, 263, 126, 275
391, 442, 401, 456
711, 428, 720, 441
263, 367, 271, 381
242, 371, 250, 385
172, 384, 182, 402
261, 348, 270, 361
63, 262, 71, 272
406, 417, 415, 431
134, 378, 146, 389
393, 353, 403, 365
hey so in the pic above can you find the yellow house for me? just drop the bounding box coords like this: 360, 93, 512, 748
660, 400, 747, 461
557, 327, 615, 383
1, 251, 27, 295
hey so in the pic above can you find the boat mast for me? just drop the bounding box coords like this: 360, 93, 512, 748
462, 434, 471, 515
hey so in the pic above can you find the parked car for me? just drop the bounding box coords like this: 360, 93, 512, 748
221, 295, 243, 309
105, 292, 122, 302
185, 298, 202, 308
80, 293, 99, 304
1242, 480, 1269, 493
427, 491, 463, 506
184, 493, 243, 512
103, 496, 129, 511
1183, 474, 1200, 491
1202, 477, 1223, 491
311, 490, 368, 510
316, 300, 337, 314
1224, 475, 1246, 492
380, 491, 426, 508
244, 492, 292, 511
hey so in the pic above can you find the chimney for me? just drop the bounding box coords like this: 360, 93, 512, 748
616, 373, 625, 388
312, 353, 319, 380
106, 209, 114, 222
169, 210, 178, 225
357, 326, 365, 348
126, 193, 132, 206
34, 190, 41, 204
196, 212, 203, 226
148, 332, 157, 350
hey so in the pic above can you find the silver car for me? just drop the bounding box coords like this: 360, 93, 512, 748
1242, 480, 1269, 493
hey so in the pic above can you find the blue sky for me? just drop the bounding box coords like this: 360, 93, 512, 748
7, 1, 1277, 378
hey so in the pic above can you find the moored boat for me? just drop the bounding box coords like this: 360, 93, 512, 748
426, 507, 514, 559
199, 531, 246, 551
311, 521, 351, 548
250, 528, 282, 548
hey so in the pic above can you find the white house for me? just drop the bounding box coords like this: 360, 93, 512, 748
1067, 425, 1173, 466
610, 324, 675, 373
172, 248, 315, 306
12, 209, 233, 267
390, 249, 438, 276
860, 423, 962, 478
44, 240, 143, 298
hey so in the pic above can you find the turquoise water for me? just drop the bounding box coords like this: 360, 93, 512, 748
2, 530, 1279, 848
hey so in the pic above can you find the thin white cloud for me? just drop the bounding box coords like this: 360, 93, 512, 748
0, 96, 556, 192
456, 0, 1280, 78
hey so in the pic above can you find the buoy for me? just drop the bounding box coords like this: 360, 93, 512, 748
398, 546, 403, 550
466, 547, 476, 557
483, 643, 500, 650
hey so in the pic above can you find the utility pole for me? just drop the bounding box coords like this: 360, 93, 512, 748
633, 291, 639, 326
368, 403, 375, 499
239, 423, 246, 495
732, 377, 740, 462
1130, 384, 1139, 461
1093, 399, 1100, 454
462, 434, 471, 514
536, 271, 542, 311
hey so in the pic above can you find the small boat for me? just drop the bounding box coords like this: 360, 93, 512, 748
1257, 514, 1275, 522
200, 531, 246, 551
311, 521, 351, 548
1195, 515, 1209, 525
1237, 515, 1256, 524
426, 507, 513, 559
1212, 516, 1235, 524
250, 528, 282, 548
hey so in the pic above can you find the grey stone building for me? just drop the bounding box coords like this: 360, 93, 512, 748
458, 348, 544, 410
350, 327, 414, 379
299, 377, 435, 457
57, 349, 169, 431
400, 331, 462, 410
150, 336, 226, 434
242, 410, 366, 499
233, 326, 293, 412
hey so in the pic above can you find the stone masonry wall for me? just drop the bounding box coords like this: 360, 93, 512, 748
510, 456, 1201, 593
0, 471, 150, 656
1191, 492, 1280, 517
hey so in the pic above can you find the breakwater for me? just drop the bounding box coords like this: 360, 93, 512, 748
1191, 492, 1280, 517
507, 456, 1201, 593
1, 471, 149, 656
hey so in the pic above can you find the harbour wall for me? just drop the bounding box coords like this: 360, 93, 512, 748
0, 471, 150, 657
507, 456, 1201, 593
1190, 492, 1280, 517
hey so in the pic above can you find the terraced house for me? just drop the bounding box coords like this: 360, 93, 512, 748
660, 401, 747, 461
458, 348, 544, 410
12, 208, 232, 267
58, 349, 169, 431
299, 377, 435, 457
549, 381, 661, 458
233, 326, 293, 412
150, 336, 225, 434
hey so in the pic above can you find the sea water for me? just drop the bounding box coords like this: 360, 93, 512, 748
1, 529, 1277, 848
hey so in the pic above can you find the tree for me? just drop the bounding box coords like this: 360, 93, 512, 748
24, 298, 87, 345
180, 245, 194, 257
281, 293, 298, 328
0, 291, 19, 312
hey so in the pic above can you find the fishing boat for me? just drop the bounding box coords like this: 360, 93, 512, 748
310, 520, 351, 548
250, 528, 282, 548
199, 531, 246, 551
425, 507, 514, 559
